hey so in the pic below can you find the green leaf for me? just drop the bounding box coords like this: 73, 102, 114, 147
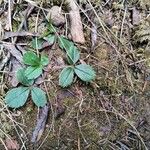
23, 51, 40, 66
17, 68, 34, 86
31, 38, 44, 49
59, 67, 74, 87
67, 45, 80, 64
40, 55, 49, 66
58, 36, 74, 51
25, 66, 43, 79
74, 64, 96, 82
44, 34, 56, 44
5, 87, 30, 108
47, 23, 56, 33
31, 87, 47, 107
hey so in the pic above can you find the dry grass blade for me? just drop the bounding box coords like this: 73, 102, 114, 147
91, 24, 97, 51
5, 0, 13, 31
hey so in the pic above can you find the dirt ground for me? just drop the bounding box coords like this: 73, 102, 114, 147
0, 0, 150, 150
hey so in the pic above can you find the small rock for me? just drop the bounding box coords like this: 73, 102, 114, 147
47, 6, 65, 26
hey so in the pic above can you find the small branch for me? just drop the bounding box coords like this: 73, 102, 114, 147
3, 31, 39, 39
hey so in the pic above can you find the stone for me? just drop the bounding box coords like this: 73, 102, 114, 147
47, 6, 65, 26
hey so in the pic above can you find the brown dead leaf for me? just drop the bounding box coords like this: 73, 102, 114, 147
9, 57, 23, 87
31, 104, 49, 143
3, 43, 24, 86
3, 43, 23, 63
5, 137, 19, 150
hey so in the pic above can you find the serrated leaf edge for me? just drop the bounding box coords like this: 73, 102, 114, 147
74, 65, 96, 81
31, 87, 47, 107
59, 67, 74, 87
5, 87, 30, 108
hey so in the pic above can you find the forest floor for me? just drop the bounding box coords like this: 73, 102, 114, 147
0, 0, 150, 150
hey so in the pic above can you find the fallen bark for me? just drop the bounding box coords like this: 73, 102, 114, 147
66, 0, 85, 44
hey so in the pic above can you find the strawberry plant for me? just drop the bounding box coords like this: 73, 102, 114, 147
5, 24, 96, 108
23, 51, 49, 79
58, 36, 96, 87
5, 52, 49, 108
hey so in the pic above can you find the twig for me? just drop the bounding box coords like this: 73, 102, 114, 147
7, 0, 13, 31
3, 31, 39, 39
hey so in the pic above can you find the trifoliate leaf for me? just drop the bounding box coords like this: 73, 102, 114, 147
58, 36, 74, 51
40, 55, 49, 66
17, 68, 34, 86
5, 87, 30, 108
31, 87, 47, 107
44, 34, 56, 44
67, 45, 80, 64
59, 67, 74, 87
74, 64, 96, 82
31, 38, 44, 49
23, 51, 40, 66
25, 66, 43, 79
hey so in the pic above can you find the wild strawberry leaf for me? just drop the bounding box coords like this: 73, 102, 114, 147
40, 55, 49, 66
44, 34, 56, 44
25, 66, 43, 79
47, 23, 56, 33
23, 51, 40, 66
58, 36, 74, 51
59, 67, 74, 87
67, 45, 80, 64
31, 87, 47, 107
31, 38, 44, 50
74, 64, 96, 82
17, 68, 34, 86
5, 87, 30, 108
